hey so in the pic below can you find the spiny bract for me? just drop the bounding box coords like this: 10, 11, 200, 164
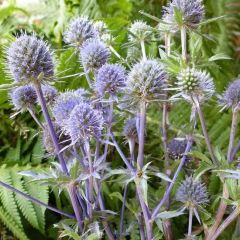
95, 63, 126, 96
64, 17, 97, 46
124, 59, 167, 106
176, 176, 209, 208
162, 0, 204, 30
177, 67, 215, 102
7, 34, 54, 84
52, 90, 86, 128
94, 21, 108, 37
66, 102, 104, 143
10, 85, 37, 111
80, 38, 110, 73
220, 79, 240, 109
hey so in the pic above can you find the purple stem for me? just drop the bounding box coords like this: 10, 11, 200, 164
137, 213, 146, 240
34, 83, 84, 230
68, 183, 84, 231
34, 83, 68, 174
109, 131, 135, 172
137, 102, 146, 169
151, 137, 193, 220
0, 180, 75, 219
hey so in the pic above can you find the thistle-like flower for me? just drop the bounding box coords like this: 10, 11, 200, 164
6, 34, 54, 84
176, 176, 208, 209
123, 118, 138, 143
162, 0, 204, 30
66, 102, 104, 143
41, 85, 58, 105
95, 64, 126, 97
167, 138, 188, 159
128, 20, 152, 42
124, 59, 167, 107
176, 67, 215, 102
10, 86, 37, 111
80, 38, 110, 73
219, 79, 240, 109
52, 90, 86, 128
64, 17, 97, 47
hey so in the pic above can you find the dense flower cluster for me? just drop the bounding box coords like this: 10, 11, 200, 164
176, 67, 215, 101
162, 0, 204, 30
167, 138, 188, 159
64, 17, 97, 46
41, 85, 58, 105
123, 118, 138, 142
10, 86, 37, 111
124, 59, 167, 106
66, 102, 104, 143
52, 90, 86, 128
7, 34, 54, 84
220, 79, 240, 109
176, 176, 209, 208
95, 63, 126, 97
128, 20, 152, 41
80, 38, 110, 73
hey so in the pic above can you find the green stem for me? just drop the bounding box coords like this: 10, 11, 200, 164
140, 40, 147, 60
181, 26, 187, 62
188, 208, 193, 238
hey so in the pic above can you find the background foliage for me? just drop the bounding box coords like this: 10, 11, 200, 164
0, 0, 240, 239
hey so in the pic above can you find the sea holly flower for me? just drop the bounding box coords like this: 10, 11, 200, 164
80, 38, 110, 73
10, 85, 37, 111
167, 138, 188, 160
66, 102, 104, 143
7, 34, 54, 84
123, 59, 167, 107
176, 176, 208, 209
219, 79, 240, 109
162, 0, 204, 31
64, 17, 97, 47
95, 63, 126, 97
52, 90, 86, 128
176, 67, 215, 102
123, 118, 138, 143
128, 20, 152, 42
94, 21, 108, 37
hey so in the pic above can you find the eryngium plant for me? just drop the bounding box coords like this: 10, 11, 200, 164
162, 0, 204, 30
7, 34, 54, 84
1, 3, 238, 240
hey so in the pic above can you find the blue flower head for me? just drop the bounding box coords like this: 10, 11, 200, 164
7, 34, 54, 84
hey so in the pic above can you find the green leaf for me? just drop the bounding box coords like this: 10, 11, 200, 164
209, 53, 232, 62
156, 209, 185, 219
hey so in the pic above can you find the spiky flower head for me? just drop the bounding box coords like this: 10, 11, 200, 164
66, 102, 104, 143
94, 21, 108, 37
52, 90, 86, 128
124, 59, 167, 106
176, 67, 215, 102
80, 38, 110, 73
7, 34, 54, 84
64, 17, 97, 47
176, 176, 209, 209
162, 0, 204, 30
95, 64, 126, 97
10, 86, 37, 111
41, 85, 58, 105
123, 118, 138, 142
167, 138, 188, 159
128, 20, 152, 42
219, 79, 240, 109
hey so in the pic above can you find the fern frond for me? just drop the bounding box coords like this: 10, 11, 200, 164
0, 206, 29, 240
